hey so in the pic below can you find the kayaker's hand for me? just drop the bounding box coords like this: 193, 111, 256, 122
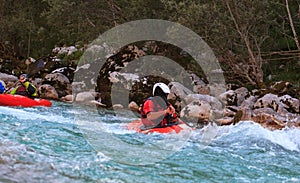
166, 106, 175, 114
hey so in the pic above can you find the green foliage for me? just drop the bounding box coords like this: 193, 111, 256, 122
264, 60, 300, 87
0, 0, 300, 86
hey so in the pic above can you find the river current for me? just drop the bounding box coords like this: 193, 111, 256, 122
0, 102, 299, 182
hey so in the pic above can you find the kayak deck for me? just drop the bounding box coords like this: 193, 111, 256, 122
0, 94, 52, 107
126, 120, 189, 134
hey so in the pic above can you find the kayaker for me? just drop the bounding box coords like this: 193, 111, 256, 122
10, 74, 37, 98
140, 82, 185, 129
0, 80, 5, 94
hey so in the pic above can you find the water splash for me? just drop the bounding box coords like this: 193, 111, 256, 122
0, 105, 300, 182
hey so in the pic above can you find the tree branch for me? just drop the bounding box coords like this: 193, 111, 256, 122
286, 0, 300, 58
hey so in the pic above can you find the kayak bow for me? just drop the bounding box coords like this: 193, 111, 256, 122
0, 94, 52, 107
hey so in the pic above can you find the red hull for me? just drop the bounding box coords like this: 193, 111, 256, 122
126, 120, 188, 134
0, 94, 52, 107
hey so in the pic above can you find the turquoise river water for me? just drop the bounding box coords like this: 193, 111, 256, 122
0, 101, 300, 182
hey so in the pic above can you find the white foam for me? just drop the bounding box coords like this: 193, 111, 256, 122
224, 121, 300, 152
0, 106, 73, 124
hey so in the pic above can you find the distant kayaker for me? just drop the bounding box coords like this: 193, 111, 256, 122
10, 74, 37, 98
0, 80, 5, 94
140, 82, 185, 129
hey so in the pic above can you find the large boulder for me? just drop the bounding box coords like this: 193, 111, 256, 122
183, 94, 223, 113
254, 93, 289, 116
128, 101, 139, 113
0, 73, 18, 83
94, 45, 147, 107
75, 91, 96, 102
44, 73, 71, 98
73, 62, 100, 92
218, 87, 249, 107
107, 71, 141, 108
279, 95, 299, 113
108, 72, 139, 90
180, 100, 211, 127
74, 91, 104, 106
168, 82, 193, 102
72, 81, 87, 94
218, 90, 237, 106
51, 67, 75, 83
38, 84, 59, 100
190, 73, 210, 95
241, 96, 257, 109
234, 87, 249, 106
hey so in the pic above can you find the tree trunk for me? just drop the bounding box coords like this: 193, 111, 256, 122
286, 0, 300, 60
224, 0, 264, 86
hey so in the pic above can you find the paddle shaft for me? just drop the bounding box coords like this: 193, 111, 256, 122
141, 108, 194, 131
4, 80, 20, 94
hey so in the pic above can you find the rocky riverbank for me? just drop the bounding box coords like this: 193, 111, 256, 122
0, 45, 299, 130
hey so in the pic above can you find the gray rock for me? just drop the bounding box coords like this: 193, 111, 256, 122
279, 95, 300, 113
235, 87, 249, 106
218, 90, 237, 106
75, 91, 97, 102
38, 84, 59, 100
180, 100, 211, 125
168, 82, 193, 101
61, 95, 73, 102
0, 73, 18, 83
184, 93, 223, 112
44, 73, 71, 98
113, 104, 124, 109
254, 93, 289, 115
45, 73, 70, 85
128, 101, 139, 112
241, 96, 257, 109
108, 72, 139, 90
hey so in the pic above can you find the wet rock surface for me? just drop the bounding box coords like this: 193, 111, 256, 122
0, 44, 299, 130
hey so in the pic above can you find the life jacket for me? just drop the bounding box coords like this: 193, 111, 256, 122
140, 97, 159, 118
11, 81, 37, 98
140, 97, 178, 128
15, 85, 28, 96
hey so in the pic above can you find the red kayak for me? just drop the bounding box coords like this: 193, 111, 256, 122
0, 94, 52, 107
126, 120, 190, 134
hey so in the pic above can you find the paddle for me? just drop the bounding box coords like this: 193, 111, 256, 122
4, 80, 20, 94
140, 109, 166, 130
140, 104, 194, 131
140, 116, 194, 131
165, 105, 195, 129
177, 117, 194, 128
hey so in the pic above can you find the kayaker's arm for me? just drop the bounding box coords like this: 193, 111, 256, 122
146, 110, 167, 121
146, 106, 174, 121
168, 105, 195, 128
5, 80, 20, 94
9, 87, 17, 94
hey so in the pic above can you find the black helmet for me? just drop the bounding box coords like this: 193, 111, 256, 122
20, 74, 29, 81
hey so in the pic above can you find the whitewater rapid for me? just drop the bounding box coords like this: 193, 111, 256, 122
0, 102, 299, 182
